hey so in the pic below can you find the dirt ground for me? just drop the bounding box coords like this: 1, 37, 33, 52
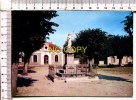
15, 67, 133, 97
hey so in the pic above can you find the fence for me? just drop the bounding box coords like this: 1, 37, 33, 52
48, 64, 97, 79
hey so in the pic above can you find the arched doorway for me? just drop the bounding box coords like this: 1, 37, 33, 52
44, 55, 48, 64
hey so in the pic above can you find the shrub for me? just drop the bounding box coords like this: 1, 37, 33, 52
123, 62, 133, 67
107, 64, 119, 68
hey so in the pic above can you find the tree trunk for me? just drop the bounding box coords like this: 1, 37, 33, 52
22, 62, 28, 75
11, 63, 18, 96
88, 58, 92, 72
119, 56, 122, 67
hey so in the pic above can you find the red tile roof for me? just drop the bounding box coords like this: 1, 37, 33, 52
46, 42, 61, 51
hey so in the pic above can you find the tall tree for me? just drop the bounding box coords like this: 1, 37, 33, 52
108, 35, 123, 65
12, 11, 58, 74
121, 12, 133, 58
108, 35, 133, 65
73, 28, 111, 64
121, 12, 133, 38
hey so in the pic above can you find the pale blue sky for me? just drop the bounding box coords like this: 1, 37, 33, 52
48, 11, 131, 48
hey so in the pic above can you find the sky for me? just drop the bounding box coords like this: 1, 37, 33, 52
48, 11, 131, 48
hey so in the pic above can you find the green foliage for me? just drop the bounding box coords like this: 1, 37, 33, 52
123, 62, 133, 67
12, 11, 59, 64
74, 53, 88, 64
98, 64, 119, 68
73, 28, 110, 63
97, 67, 133, 74
107, 64, 120, 68
121, 12, 133, 38
72, 28, 133, 64
98, 65, 107, 68
108, 35, 133, 59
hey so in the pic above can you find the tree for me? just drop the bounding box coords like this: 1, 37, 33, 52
108, 35, 123, 65
121, 12, 133, 38
12, 11, 58, 74
108, 35, 133, 66
121, 12, 133, 58
73, 28, 111, 64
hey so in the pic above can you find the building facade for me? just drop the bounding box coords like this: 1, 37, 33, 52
19, 42, 65, 67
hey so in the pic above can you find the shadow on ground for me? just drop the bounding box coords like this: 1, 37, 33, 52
18, 70, 36, 74
45, 75, 54, 82
97, 74, 132, 83
17, 77, 38, 87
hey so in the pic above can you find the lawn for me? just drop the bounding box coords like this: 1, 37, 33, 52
97, 67, 133, 74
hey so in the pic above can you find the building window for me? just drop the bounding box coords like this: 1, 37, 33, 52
44, 55, 48, 64
55, 55, 58, 62
33, 55, 37, 62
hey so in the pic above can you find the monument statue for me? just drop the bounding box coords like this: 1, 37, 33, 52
67, 33, 73, 47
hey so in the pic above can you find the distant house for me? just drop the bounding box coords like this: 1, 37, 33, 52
19, 42, 79, 67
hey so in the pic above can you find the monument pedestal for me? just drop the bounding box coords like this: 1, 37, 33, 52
64, 53, 75, 75
65, 53, 74, 65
